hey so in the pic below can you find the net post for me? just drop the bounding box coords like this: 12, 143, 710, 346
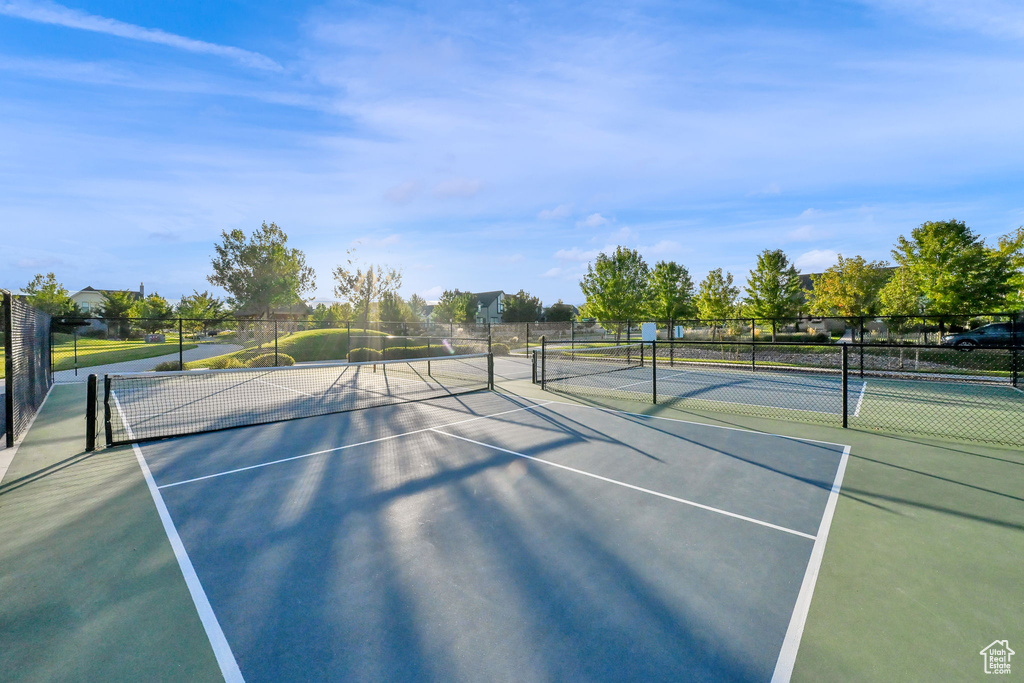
178, 318, 184, 370
86, 374, 97, 452
103, 375, 113, 446
275, 320, 279, 367
841, 344, 849, 429
3, 291, 13, 447
652, 340, 657, 405
541, 336, 547, 390
488, 353, 494, 390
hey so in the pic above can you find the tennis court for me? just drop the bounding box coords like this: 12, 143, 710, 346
119, 388, 848, 682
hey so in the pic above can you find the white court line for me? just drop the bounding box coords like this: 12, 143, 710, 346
430, 428, 816, 540
853, 381, 867, 417
0, 384, 54, 484
112, 393, 244, 683
771, 445, 851, 682
536, 399, 850, 447
156, 400, 555, 489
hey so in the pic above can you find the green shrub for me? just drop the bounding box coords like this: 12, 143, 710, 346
248, 353, 294, 368
382, 345, 432, 360
153, 360, 182, 372
348, 347, 383, 362
491, 343, 510, 356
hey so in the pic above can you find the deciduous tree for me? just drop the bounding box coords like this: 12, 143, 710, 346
891, 219, 1015, 315
579, 247, 652, 332
544, 300, 576, 322
23, 273, 76, 316
694, 269, 739, 322
806, 255, 891, 320
648, 261, 694, 321
132, 293, 174, 333
332, 252, 402, 328
208, 222, 316, 318
98, 290, 137, 339
742, 249, 802, 322
433, 290, 477, 324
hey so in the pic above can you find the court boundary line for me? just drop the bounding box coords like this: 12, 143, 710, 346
536, 398, 850, 447
430, 428, 816, 540
0, 384, 54, 484
771, 444, 851, 682
112, 394, 244, 683
155, 400, 556, 489
853, 381, 867, 417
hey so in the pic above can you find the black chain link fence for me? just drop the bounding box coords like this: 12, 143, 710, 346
3, 290, 53, 448
539, 339, 1024, 447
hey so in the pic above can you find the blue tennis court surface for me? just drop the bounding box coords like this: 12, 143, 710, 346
131, 392, 850, 682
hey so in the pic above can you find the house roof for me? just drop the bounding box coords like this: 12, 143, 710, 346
473, 290, 504, 306
72, 286, 143, 298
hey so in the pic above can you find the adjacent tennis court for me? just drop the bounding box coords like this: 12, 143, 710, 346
122, 390, 848, 682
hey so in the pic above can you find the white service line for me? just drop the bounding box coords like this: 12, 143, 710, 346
156, 400, 555, 489
853, 381, 868, 417
771, 444, 851, 682
430, 428, 816, 541
113, 393, 245, 683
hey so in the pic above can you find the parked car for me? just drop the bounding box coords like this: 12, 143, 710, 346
940, 322, 1023, 349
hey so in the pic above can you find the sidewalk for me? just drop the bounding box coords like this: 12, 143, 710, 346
54, 343, 242, 383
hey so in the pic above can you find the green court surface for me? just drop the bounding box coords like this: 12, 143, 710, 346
0, 369, 1021, 681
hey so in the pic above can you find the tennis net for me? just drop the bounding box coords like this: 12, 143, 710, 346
542, 344, 645, 384
102, 352, 492, 445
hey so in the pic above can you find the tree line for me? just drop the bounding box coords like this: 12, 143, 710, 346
578, 220, 1024, 329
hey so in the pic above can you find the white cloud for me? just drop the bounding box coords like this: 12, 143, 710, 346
419, 285, 444, 299
642, 239, 682, 255
860, 0, 1024, 40
577, 213, 610, 229
538, 203, 572, 220
608, 226, 637, 243
554, 246, 601, 262
433, 178, 483, 198
785, 225, 827, 241
795, 249, 839, 272
541, 267, 563, 278
499, 253, 525, 264
352, 233, 401, 248
0, 1, 282, 70
384, 181, 419, 204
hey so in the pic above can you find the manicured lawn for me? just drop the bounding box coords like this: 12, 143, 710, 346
51, 338, 198, 372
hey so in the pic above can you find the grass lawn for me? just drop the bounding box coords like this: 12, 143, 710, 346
51, 338, 198, 372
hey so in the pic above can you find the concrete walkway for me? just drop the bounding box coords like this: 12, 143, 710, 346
53, 343, 242, 383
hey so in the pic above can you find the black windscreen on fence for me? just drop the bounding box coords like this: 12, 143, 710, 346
3, 290, 53, 448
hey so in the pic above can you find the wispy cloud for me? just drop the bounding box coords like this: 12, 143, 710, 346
0, 1, 282, 70
577, 213, 610, 229
384, 181, 419, 204
795, 249, 839, 272
433, 178, 483, 199
538, 203, 572, 220
859, 0, 1024, 40
352, 234, 401, 248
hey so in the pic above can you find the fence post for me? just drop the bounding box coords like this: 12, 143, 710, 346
1013, 318, 1020, 388
86, 374, 97, 452
74, 326, 79, 376
841, 344, 849, 429
751, 338, 756, 372
751, 318, 756, 343
540, 336, 547, 390
571, 319, 575, 354
525, 322, 529, 356
274, 320, 279, 366
859, 317, 865, 378
627, 320, 631, 342
532, 350, 538, 383
346, 321, 351, 351
178, 318, 184, 370
652, 340, 657, 405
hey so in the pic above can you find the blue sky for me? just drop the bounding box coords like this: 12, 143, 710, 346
2, 0, 1023, 306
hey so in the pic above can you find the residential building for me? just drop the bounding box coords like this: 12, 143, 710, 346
473, 291, 504, 324
71, 283, 145, 315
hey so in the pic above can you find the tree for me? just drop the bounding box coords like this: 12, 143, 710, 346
378, 292, 413, 332
309, 303, 352, 328
997, 226, 1024, 310
879, 267, 923, 359
433, 290, 477, 324
23, 273, 76, 316
648, 261, 694, 321
131, 293, 174, 333
177, 290, 227, 336
806, 255, 891, 320
98, 290, 137, 339
544, 300, 575, 322
501, 290, 542, 322
332, 252, 402, 328
742, 249, 803, 324
891, 219, 1015, 315
208, 222, 316, 318
406, 294, 427, 322
579, 247, 652, 336
694, 269, 739, 322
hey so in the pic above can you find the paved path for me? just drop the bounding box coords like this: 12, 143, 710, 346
53, 343, 242, 383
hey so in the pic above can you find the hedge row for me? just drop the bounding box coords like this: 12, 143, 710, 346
154, 353, 294, 372
348, 344, 498, 362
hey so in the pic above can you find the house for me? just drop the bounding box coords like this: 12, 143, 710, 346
473, 291, 504, 324
71, 283, 145, 316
